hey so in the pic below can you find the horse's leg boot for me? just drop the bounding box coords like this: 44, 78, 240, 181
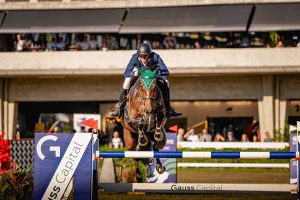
154, 126, 164, 142
138, 130, 148, 146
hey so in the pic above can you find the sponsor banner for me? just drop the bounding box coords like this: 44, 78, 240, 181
159, 132, 177, 183
34, 133, 93, 200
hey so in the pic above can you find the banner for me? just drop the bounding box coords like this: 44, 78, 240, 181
34, 133, 93, 200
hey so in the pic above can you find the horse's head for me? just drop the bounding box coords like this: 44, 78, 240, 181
138, 68, 159, 114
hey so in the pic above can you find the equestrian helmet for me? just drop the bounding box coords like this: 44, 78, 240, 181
137, 43, 152, 56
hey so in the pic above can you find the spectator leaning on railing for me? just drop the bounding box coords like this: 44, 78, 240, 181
183, 128, 199, 142
226, 131, 236, 142
177, 128, 185, 142
263, 131, 273, 142
199, 129, 212, 142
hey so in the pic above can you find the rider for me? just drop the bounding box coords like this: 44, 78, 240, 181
108, 42, 182, 118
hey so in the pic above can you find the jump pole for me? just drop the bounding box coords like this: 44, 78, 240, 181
98, 151, 299, 159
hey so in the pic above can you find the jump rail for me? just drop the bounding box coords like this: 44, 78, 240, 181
177, 142, 289, 149
99, 151, 299, 159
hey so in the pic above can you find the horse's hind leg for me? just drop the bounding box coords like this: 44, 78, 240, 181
124, 128, 138, 150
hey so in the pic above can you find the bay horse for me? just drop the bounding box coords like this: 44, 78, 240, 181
121, 67, 167, 182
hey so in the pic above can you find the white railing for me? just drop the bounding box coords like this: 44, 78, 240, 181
177, 142, 289, 149
177, 163, 289, 168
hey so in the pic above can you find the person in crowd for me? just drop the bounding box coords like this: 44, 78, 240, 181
55, 37, 66, 51
46, 38, 56, 51
109, 130, 124, 149
183, 128, 199, 142
263, 131, 273, 142
107, 42, 182, 118
163, 34, 177, 49
14, 34, 25, 52
241, 133, 249, 142
194, 40, 201, 49
214, 132, 225, 142
89, 35, 98, 50
80, 126, 87, 133
177, 127, 185, 142
199, 128, 212, 142
252, 134, 258, 142
226, 131, 236, 142
79, 35, 90, 50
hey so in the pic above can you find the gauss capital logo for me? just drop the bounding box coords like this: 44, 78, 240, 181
37, 135, 61, 160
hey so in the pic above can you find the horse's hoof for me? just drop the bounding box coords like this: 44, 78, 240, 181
154, 131, 164, 142
156, 164, 166, 174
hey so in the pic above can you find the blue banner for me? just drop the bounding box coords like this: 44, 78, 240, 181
34, 133, 93, 200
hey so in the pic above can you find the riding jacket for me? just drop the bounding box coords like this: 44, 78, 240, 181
124, 52, 170, 78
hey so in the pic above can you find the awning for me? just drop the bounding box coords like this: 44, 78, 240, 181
120, 5, 252, 33
0, 9, 125, 33
249, 3, 300, 31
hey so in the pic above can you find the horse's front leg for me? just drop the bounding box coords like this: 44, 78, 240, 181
154, 125, 166, 149
153, 145, 165, 174
137, 128, 148, 149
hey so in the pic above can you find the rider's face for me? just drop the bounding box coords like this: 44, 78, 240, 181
139, 55, 150, 64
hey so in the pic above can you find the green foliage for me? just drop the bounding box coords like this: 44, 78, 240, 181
0, 166, 33, 200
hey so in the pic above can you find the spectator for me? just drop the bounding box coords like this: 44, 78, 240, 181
102, 42, 108, 51
46, 38, 56, 51
199, 129, 212, 142
263, 131, 273, 142
252, 134, 258, 142
177, 128, 185, 142
56, 37, 66, 51
79, 36, 90, 50
241, 133, 249, 142
183, 128, 199, 142
89, 35, 98, 50
80, 126, 87, 133
163, 34, 177, 49
109, 130, 123, 149
214, 132, 225, 142
226, 131, 236, 142
14, 34, 25, 52
194, 40, 201, 49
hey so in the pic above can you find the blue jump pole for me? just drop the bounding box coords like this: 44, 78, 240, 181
99, 151, 299, 159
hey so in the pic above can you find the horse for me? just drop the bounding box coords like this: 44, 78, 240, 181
121, 67, 167, 182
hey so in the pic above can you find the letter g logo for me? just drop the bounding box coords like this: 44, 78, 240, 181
37, 135, 60, 160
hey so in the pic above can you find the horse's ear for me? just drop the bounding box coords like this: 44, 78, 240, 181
153, 68, 159, 75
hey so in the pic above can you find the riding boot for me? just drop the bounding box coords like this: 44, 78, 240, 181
107, 88, 127, 118
159, 80, 182, 118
